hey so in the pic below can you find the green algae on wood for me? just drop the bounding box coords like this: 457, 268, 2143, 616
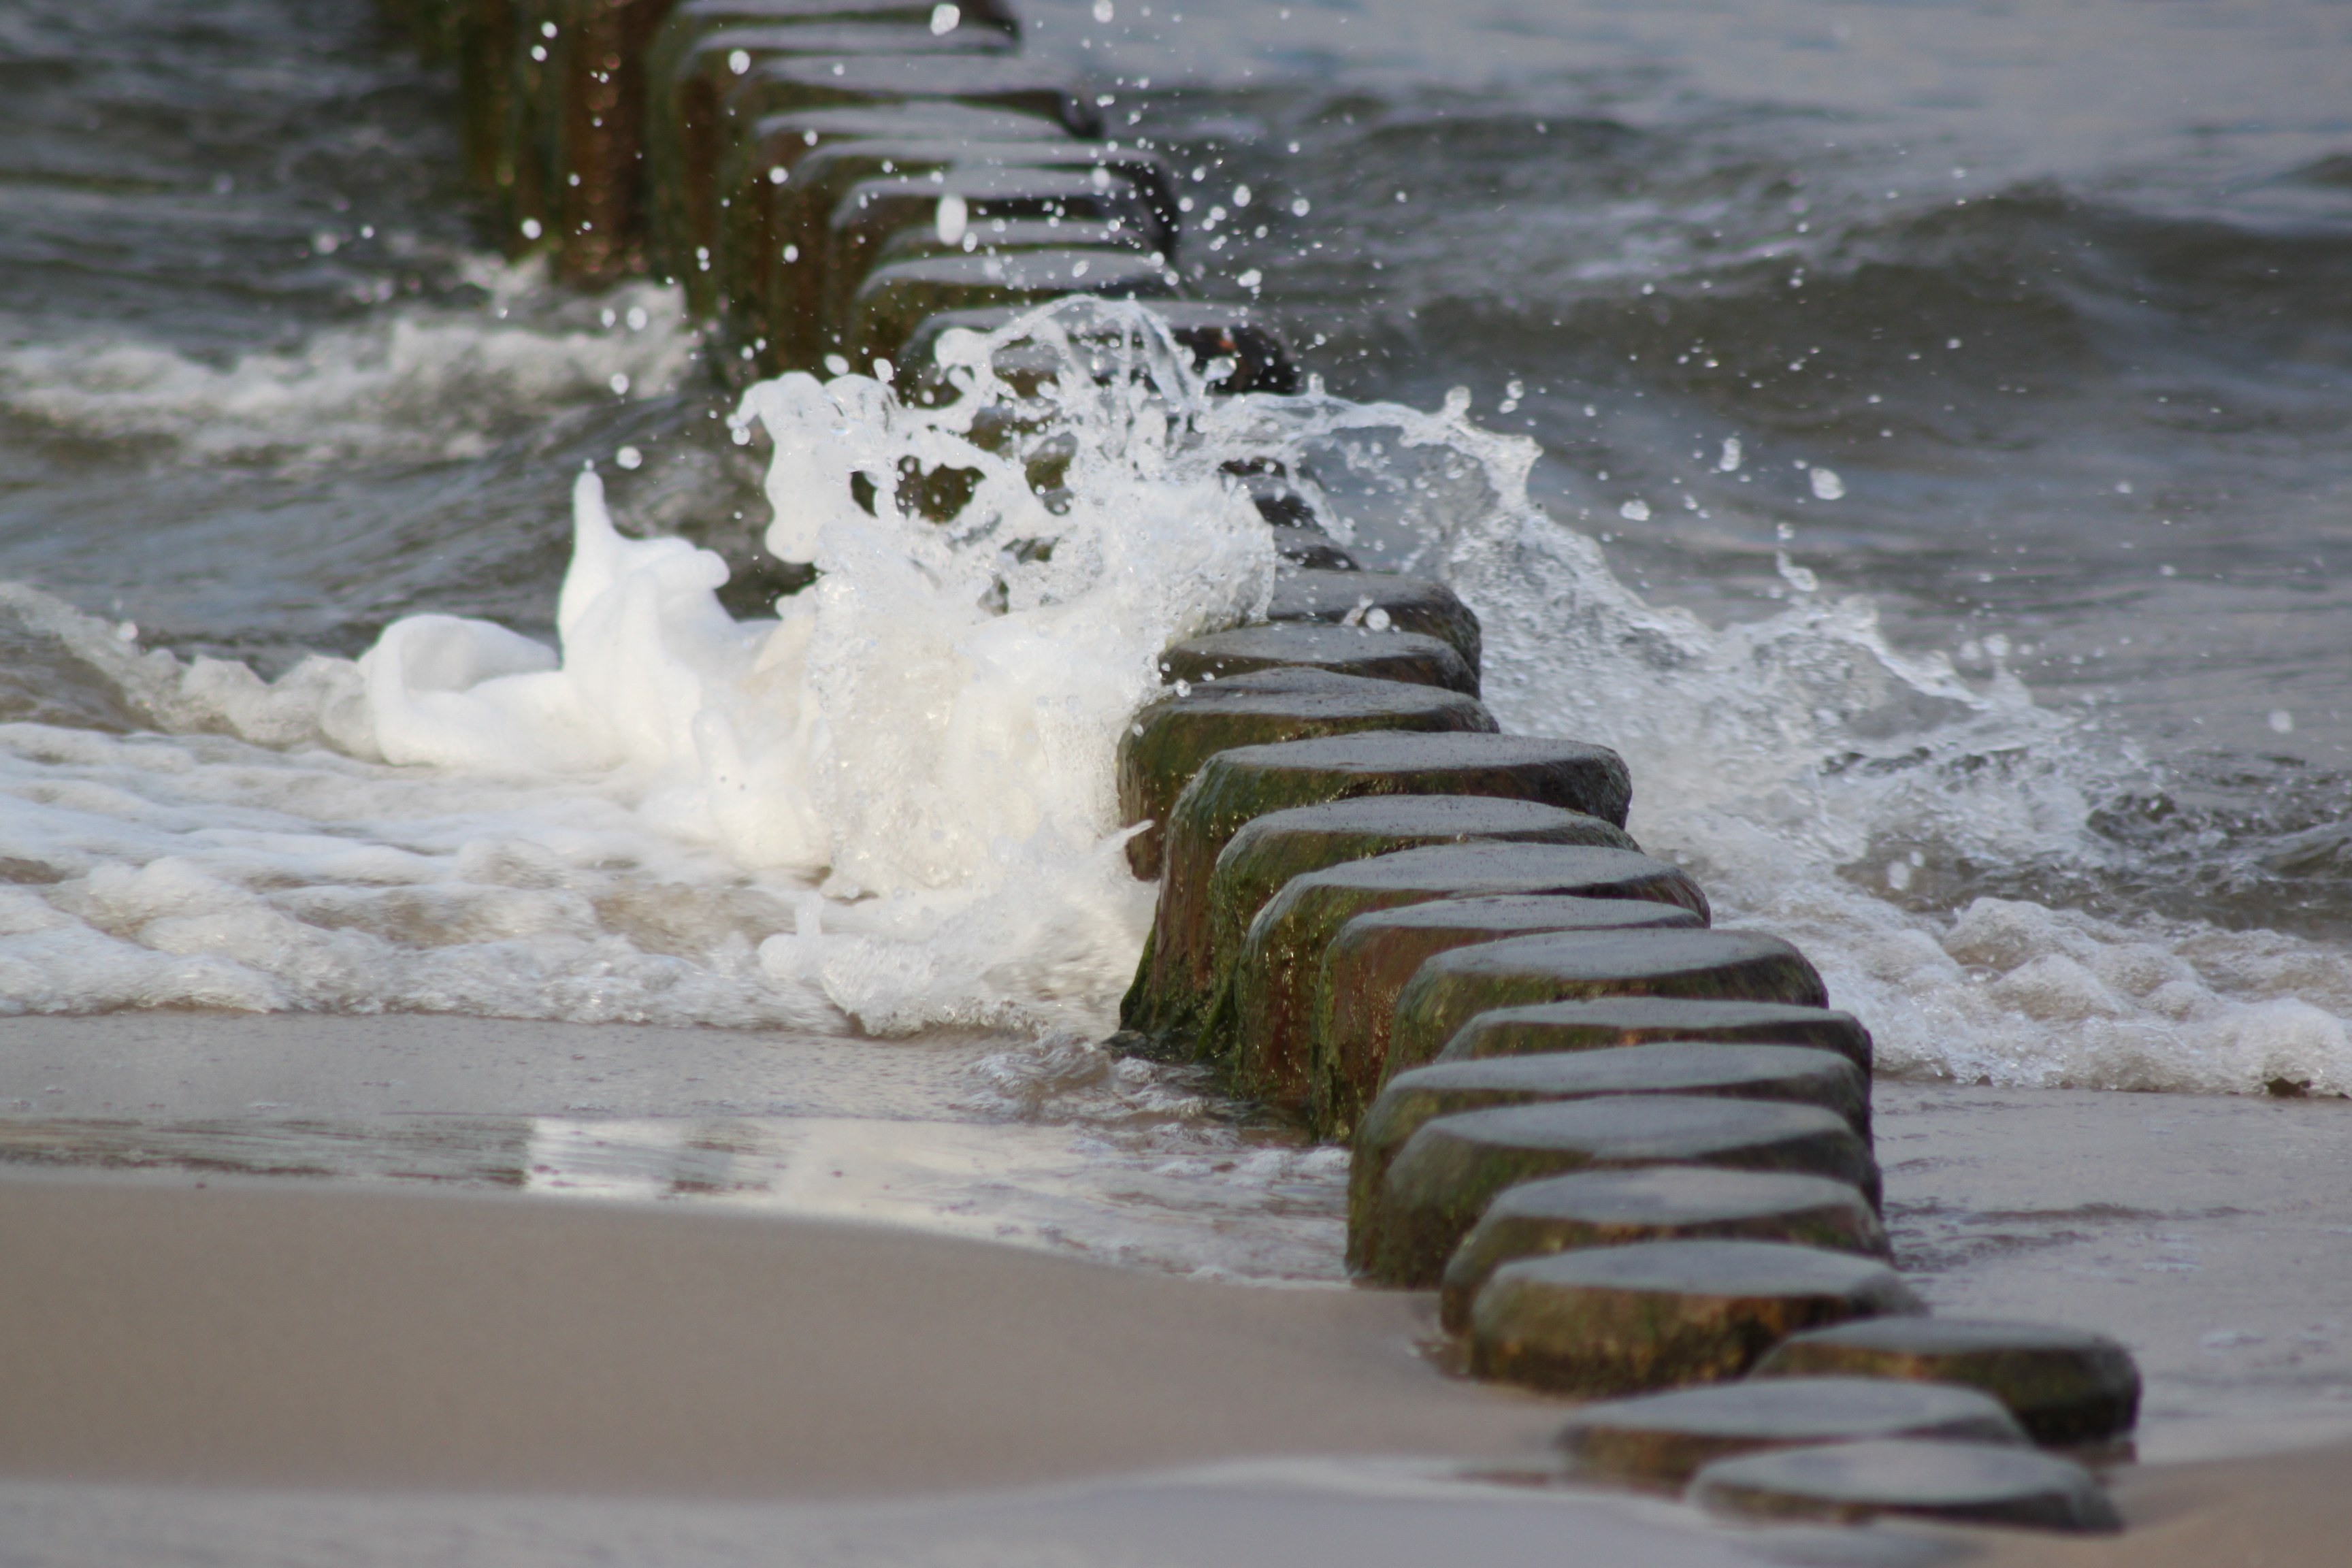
1311, 896, 1778, 1141
1221, 853, 1707, 1109
1750, 1318, 2142, 1447
649, 44, 1088, 305
712, 108, 1076, 359
1689, 1439, 2122, 1533
642, 19, 1020, 305
1158, 623, 1477, 697
1467, 1239, 1923, 1397
850, 247, 1182, 369
1554, 1376, 2025, 1490
1124, 732, 1633, 1049
759, 138, 1167, 369
1441, 1164, 1889, 1333
1433, 997, 1873, 1081
1266, 568, 1482, 674
819, 152, 1179, 328
1350, 1044, 1872, 1282
1115, 670, 1497, 881
534, 0, 689, 285
1210, 799, 1644, 1013
1358, 1096, 1878, 1286
1384, 930, 1829, 1089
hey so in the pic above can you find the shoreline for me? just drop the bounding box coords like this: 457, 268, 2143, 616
3, 1012, 2349, 1561
0, 1170, 2346, 1567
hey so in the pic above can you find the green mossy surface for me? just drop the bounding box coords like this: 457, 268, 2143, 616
814, 143, 1177, 336
1751, 1318, 2143, 1446
1352, 1044, 1871, 1275
743, 131, 1093, 363
1440, 1164, 1888, 1333
1357, 1096, 1878, 1284
1158, 624, 1477, 697
1308, 894, 1712, 1141
1433, 998, 1872, 1080
1222, 849, 1707, 1109
641, 16, 1015, 306
1265, 568, 1484, 672
710, 110, 1076, 365
1210, 800, 1637, 982
1114, 670, 1497, 881
1385, 931, 1829, 1088
1465, 1240, 1924, 1397
1124, 733, 1632, 1051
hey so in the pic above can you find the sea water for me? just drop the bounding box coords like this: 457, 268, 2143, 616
2, 0, 2350, 1271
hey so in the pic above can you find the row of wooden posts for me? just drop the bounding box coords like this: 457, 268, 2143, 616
384, 0, 2141, 1534
385, 0, 1294, 393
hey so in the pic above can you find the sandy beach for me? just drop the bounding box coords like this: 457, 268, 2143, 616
1, 1013, 2348, 1563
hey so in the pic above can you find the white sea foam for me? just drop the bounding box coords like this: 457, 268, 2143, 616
1, 301, 1273, 1035
1, 295, 2347, 1095
0, 259, 694, 466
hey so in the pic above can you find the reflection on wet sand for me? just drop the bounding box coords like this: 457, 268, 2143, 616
0, 1107, 1352, 1281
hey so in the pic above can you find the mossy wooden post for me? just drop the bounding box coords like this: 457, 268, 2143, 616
1265, 568, 1482, 673
1384, 930, 1831, 1088
454, 0, 521, 197
1312, 895, 1780, 1140
1124, 732, 1632, 1053
1349, 1044, 1873, 1271
1750, 1318, 2142, 1447
817, 148, 1178, 331
1207, 798, 1639, 990
1115, 670, 1497, 881
715, 108, 1077, 363
642, 17, 1041, 307
1439, 1166, 1888, 1333
1356, 1096, 1878, 1285
1433, 997, 1873, 1082
544, 0, 681, 284
1158, 624, 1476, 696
1466, 1240, 1924, 1396
1222, 858, 1710, 1115
500, 0, 561, 251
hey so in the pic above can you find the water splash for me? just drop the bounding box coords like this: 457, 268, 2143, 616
2, 295, 2347, 1092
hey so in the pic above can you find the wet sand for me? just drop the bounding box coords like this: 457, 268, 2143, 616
3, 1014, 2349, 1562
0, 1173, 1557, 1498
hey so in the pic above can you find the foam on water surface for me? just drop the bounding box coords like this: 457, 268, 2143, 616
0, 259, 697, 468
1, 291, 2348, 1096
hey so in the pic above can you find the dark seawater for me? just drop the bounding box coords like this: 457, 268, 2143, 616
2, 0, 2350, 1078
